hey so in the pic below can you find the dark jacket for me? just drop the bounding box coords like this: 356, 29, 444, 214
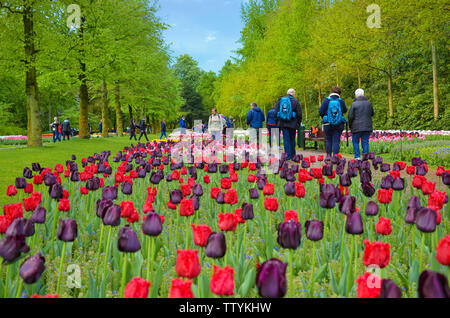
348, 96, 374, 133
139, 120, 147, 131
266, 109, 277, 126
274, 95, 302, 129
130, 120, 136, 131
61, 120, 71, 133
51, 122, 60, 132
319, 94, 348, 124
161, 121, 166, 132
247, 107, 265, 129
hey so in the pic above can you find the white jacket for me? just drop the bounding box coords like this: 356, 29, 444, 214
208, 114, 225, 132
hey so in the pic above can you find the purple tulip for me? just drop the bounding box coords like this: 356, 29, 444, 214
216, 192, 225, 204
415, 208, 436, 233
207, 163, 218, 173
361, 161, 371, 171
379, 279, 402, 298
418, 270, 449, 298
23, 167, 33, 179
31, 206, 46, 224
380, 163, 390, 172
339, 173, 352, 187
322, 164, 333, 177
301, 160, 310, 169
6, 218, 34, 237
392, 177, 405, 191
335, 163, 345, 176
49, 183, 63, 200
15, 177, 27, 189
102, 205, 122, 227
170, 190, 183, 204
256, 258, 287, 298
241, 202, 254, 220
191, 195, 200, 211
359, 170, 372, 183
345, 212, 364, 235
339, 196, 356, 215
117, 225, 141, 253
192, 184, 203, 197
0, 235, 30, 263
405, 208, 417, 224
19, 253, 46, 284
70, 171, 80, 182
121, 181, 133, 195
442, 171, 450, 186
416, 165, 427, 176
57, 219, 78, 242
380, 175, 393, 189
142, 213, 163, 237
32, 163, 41, 172
205, 232, 226, 259
365, 201, 379, 216
219, 165, 229, 174
102, 186, 118, 201
284, 182, 296, 196
361, 182, 375, 198
305, 220, 324, 241
44, 173, 57, 187
96, 199, 114, 219
249, 188, 259, 199
277, 220, 302, 250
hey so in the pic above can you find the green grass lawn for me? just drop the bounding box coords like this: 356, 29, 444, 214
0, 135, 159, 206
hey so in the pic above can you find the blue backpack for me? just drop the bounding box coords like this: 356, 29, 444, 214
277, 97, 296, 121
325, 97, 346, 126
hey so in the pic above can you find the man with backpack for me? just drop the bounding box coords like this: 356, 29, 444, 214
208, 108, 226, 142
180, 116, 187, 135
130, 118, 137, 141
247, 103, 265, 149
275, 89, 302, 161
138, 117, 149, 142
319, 86, 348, 157
160, 119, 167, 140
61, 118, 72, 141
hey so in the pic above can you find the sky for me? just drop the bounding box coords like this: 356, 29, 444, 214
158, 0, 246, 73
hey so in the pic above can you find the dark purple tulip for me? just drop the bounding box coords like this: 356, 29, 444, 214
208, 163, 218, 173
44, 173, 57, 187
292, 154, 302, 163
284, 182, 296, 196
322, 164, 333, 177
442, 172, 450, 186
365, 201, 379, 216
191, 195, 200, 211
257, 178, 267, 190
71, 171, 80, 182
380, 163, 390, 173
32, 163, 41, 172
416, 165, 427, 176
150, 172, 162, 184
97, 163, 106, 174
152, 158, 161, 167
331, 155, 340, 165
345, 212, 364, 235
405, 208, 417, 224
219, 165, 229, 174
216, 191, 225, 204
57, 219, 78, 242
339, 196, 356, 215
121, 181, 133, 195
49, 183, 63, 200
205, 232, 226, 259
301, 160, 310, 169
249, 188, 259, 199
373, 156, 383, 165
380, 175, 393, 189
15, 177, 26, 189
347, 166, 358, 178
19, 253, 46, 284
6, 218, 34, 237
368, 152, 375, 160
335, 164, 345, 176
392, 177, 405, 191
277, 220, 302, 250
192, 184, 203, 197
415, 208, 436, 233
170, 190, 183, 204
86, 178, 100, 191
339, 173, 352, 187
362, 153, 370, 161
31, 206, 46, 224
0, 235, 30, 263
166, 174, 173, 182
72, 155, 77, 161
379, 279, 402, 298
256, 258, 287, 298
359, 170, 372, 184
23, 167, 33, 179
142, 213, 163, 237
241, 202, 254, 220
361, 182, 375, 198
305, 220, 324, 241
412, 157, 422, 167
96, 199, 113, 219
408, 196, 421, 210
105, 166, 113, 175
102, 205, 122, 227
117, 225, 141, 253
418, 270, 449, 298
137, 168, 147, 178
320, 192, 336, 209
102, 186, 118, 201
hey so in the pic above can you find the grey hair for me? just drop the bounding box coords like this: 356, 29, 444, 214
355, 89, 365, 98
287, 88, 296, 96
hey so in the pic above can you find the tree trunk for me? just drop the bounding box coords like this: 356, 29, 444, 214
303, 87, 308, 121
431, 39, 439, 121
101, 80, 109, 138
388, 70, 393, 118
357, 66, 361, 88
78, 18, 89, 139
115, 82, 123, 136
23, 4, 42, 147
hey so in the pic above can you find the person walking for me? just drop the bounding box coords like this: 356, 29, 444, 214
138, 117, 149, 142
348, 89, 374, 159
247, 103, 265, 148
61, 118, 72, 141
129, 118, 137, 141
160, 119, 167, 140
180, 116, 187, 135
275, 89, 302, 161
99, 120, 103, 134
50, 117, 61, 143
266, 104, 280, 148
208, 108, 225, 142
319, 86, 348, 157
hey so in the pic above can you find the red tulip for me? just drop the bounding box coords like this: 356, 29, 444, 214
436, 235, 450, 266
171, 170, 180, 180
31, 294, 59, 298
263, 183, 275, 196
80, 187, 89, 195
406, 166, 415, 175
176, 249, 201, 279
421, 181, 436, 195
376, 217, 392, 236
264, 197, 279, 212
356, 272, 381, 298
218, 213, 238, 231
180, 184, 191, 197
210, 187, 221, 199
224, 189, 238, 205
180, 199, 194, 217
24, 183, 33, 194
167, 201, 177, 210
377, 189, 393, 204
169, 278, 194, 298
428, 191, 446, 211
203, 175, 210, 184
395, 161, 407, 170
33, 175, 43, 185
295, 182, 306, 198
210, 265, 235, 296
284, 210, 299, 223
412, 175, 426, 189
247, 174, 257, 183
234, 208, 245, 224
0, 215, 11, 234
221, 178, 232, 190
181, 167, 187, 175
120, 201, 135, 218
191, 224, 212, 247
58, 199, 70, 212
63, 189, 70, 199
124, 277, 151, 298
230, 173, 238, 182
436, 166, 445, 177
363, 240, 390, 269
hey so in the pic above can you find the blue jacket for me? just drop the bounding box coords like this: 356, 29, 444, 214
266, 109, 276, 126
319, 94, 348, 124
180, 118, 187, 129
247, 107, 265, 129
161, 121, 166, 132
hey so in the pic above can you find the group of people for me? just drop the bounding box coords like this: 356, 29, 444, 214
50, 117, 72, 143
129, 118, 153, 142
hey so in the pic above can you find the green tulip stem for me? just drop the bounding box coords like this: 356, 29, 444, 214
411, 226, 416, 262
185, 216, 190, 249
339, 221, 346, 266
146, 236, 155, 282
4, 264, 10, 298
51, 210, 59, 244
176, 211, 180, 247
56, 242, 67, 295
95, 223, 105, 278
243, 221, 248, 257
309, 243, 316, 297
288, 249, 294, 299
419, 233, 425, 273
102, 226, 113, 284
15, 279, 23, 298
119, 254, 128, 298
346, 235, 356, 297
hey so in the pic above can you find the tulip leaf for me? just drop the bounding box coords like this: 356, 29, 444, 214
88, 270, 99, 298
313, 264, 327, 282
238, 267, 255, 298
150, 261, 164, 298
339, 263, 349, 296
329, 267, 339, 294
200, 273, 210, 298
132, 252, 144, 278
430, 251, 440, 272
408, 260, 419, 283
392, 265, 409, 290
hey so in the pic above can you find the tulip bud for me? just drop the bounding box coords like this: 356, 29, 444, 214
256, 258, 287, 298
379, 279, 402, 298
31, 206, 46, 224
277, 220, 302, 249
205, 232, 226, 259
415, 208, 437, 233
118, 225, 141, 253
305, 220, 324, 241
345, 212, 364, 235
418, 270, 449, 298
19, 253, 46, 284
57, 219, 78, 242
142, 213, 163, 237
102, 205, 122, 227
365, 201, 379, 216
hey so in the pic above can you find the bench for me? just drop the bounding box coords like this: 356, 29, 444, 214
300, 128, 327, 151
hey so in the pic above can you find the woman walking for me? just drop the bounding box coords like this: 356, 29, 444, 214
348, 89, 374, 159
